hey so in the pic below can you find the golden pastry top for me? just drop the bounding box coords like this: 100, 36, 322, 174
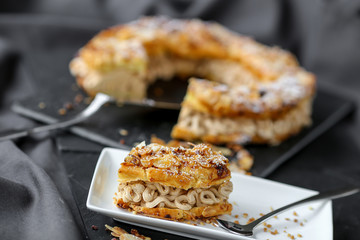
183, 75, 315, 119
73, 16, 299, 80
70, 16, 316, 119
118, 142, 231, 190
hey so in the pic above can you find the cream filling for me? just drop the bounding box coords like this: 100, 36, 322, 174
175, 98, 312, 144
116, 181, 233, 211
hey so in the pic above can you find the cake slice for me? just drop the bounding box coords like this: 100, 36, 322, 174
114, 142, 233, 220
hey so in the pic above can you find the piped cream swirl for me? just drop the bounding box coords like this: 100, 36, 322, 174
116, 181, 233, 211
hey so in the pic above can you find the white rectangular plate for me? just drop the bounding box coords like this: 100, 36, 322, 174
87, 148, 333, 240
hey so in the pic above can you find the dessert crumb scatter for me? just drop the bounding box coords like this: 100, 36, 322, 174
119, 129, 128, 136
74, 94, 83, 103
38, 102, 46, 109
64, 102, 74, 110
247, 217, 255, 224
293, 211, 298, 216
58, 108, 67, 115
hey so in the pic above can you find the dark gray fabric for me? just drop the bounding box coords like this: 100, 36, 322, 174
0, 141, 82, 240
0, 0, 359, 239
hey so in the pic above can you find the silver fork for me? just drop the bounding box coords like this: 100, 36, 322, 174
217, 186, 359, 236
0, 93, 115, 142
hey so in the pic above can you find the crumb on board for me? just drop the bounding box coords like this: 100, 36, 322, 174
91, 225, 98, 230
270, 229, 279, 235
64, 102, 74, 110
119, 129, 129, 136
293, 211, 298, 216
38, 102, 46, 109
58, 108, 67, 115
74, 94, 83, 103
242, 213, 248, 218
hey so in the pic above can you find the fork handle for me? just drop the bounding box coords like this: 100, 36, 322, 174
0, 116, 87, 142
0, 93, 113, 142
246, 186, 359, 229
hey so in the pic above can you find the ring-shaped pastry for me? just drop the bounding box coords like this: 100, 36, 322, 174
70, 16, 316, 145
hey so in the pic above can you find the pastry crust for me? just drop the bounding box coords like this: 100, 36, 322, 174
116, 199, 232, 220
118, 143, 231, 190
172, 96, 312, 145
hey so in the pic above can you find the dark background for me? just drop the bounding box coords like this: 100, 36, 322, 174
0, 0, 360, 239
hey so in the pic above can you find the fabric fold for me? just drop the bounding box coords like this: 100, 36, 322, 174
0, 141, 82, 240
